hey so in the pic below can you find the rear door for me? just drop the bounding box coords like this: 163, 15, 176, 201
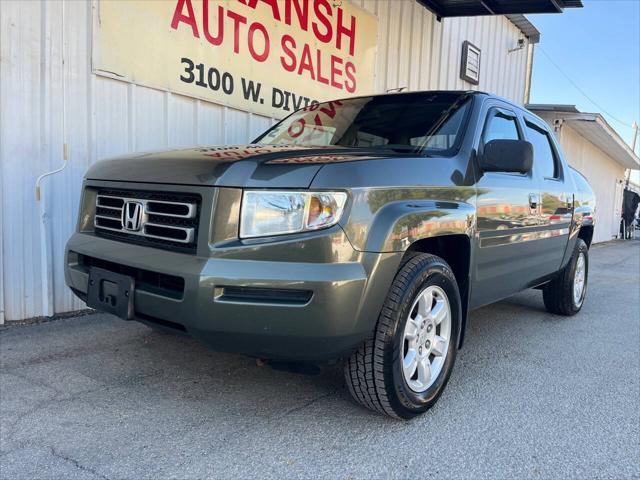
523, 116, 571, 275
472, 103, 542, 307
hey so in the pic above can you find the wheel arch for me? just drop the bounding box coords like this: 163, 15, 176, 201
578, 224, 594, 248
348, 200, 476, 351
403, 234, 472, 349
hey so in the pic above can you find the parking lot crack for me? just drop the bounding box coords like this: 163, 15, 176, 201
278, 387, 340, 419
49, 446, 111, 480
1, 339, 143, 371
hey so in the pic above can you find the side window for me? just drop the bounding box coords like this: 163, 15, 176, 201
525, 122, 559, 179
482, 111, 520, 144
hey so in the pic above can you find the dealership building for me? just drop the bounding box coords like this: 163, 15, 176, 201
1, 0, 637, 322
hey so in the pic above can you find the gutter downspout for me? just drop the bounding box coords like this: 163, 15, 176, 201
35, 0, 68, 317
524, 43, 535, 105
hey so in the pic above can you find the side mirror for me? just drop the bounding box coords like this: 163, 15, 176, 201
480, 139, 533, 174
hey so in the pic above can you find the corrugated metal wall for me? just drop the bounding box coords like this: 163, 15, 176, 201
548, 122, 626, 243
0, 0, 530, 322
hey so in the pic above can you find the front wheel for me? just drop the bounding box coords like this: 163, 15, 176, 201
344, 253, 461, 419
543, 238, 589, 315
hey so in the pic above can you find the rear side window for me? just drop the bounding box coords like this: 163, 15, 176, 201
482, 111, 521, 144
525, 122, 559, 179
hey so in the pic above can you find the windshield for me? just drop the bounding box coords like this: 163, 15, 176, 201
254, 92, 472, 156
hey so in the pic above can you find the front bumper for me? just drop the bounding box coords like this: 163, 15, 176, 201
65, 233, 400, 361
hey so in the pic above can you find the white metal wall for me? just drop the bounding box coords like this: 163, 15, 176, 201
0, 0, 530, 322
556, 126, 626, 243
534, 111, 628, 243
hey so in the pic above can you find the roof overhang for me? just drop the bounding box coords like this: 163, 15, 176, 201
416, 0, 583, 18
527, 105, 640, 170
504, 14, 541, 43
416, 1, 582, 44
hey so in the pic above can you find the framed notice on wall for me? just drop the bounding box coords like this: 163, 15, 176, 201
92, 0, 379, 118
460, 41, 481, 85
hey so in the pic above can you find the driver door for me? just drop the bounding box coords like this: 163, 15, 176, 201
471, 105, 541, 308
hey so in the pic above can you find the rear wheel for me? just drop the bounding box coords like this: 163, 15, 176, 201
344, 253, 461, 419
543, 238, 589, 315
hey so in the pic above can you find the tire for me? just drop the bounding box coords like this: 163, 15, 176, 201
344, 253, 462, 419
542, 238, 589, 316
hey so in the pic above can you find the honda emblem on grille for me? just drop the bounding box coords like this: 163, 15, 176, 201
122, 201, 144, 231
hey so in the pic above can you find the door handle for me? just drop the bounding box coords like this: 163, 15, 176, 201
529, 193, 540, 210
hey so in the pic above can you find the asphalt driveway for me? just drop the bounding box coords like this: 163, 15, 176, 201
1, 240, 639, 480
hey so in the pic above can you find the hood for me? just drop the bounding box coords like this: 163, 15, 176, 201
85, 145, 391, 188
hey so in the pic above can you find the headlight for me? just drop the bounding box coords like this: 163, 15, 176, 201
240, 191, 347, 239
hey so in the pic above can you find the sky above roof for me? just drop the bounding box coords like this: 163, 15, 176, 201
528, 0, 640, 181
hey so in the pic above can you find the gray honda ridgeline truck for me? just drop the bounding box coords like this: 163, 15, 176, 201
65, 91, 595, 419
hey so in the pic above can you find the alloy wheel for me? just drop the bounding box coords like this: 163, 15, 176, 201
401, 285, 451, 393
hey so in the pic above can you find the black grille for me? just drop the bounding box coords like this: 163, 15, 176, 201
93, 188, 201, 254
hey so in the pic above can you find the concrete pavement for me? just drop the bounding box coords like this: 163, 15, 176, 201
1, 240, 638, 479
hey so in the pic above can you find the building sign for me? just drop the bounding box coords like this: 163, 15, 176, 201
93, 0, 379, 118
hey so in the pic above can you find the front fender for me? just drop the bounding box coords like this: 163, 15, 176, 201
343, 197, 475, 253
